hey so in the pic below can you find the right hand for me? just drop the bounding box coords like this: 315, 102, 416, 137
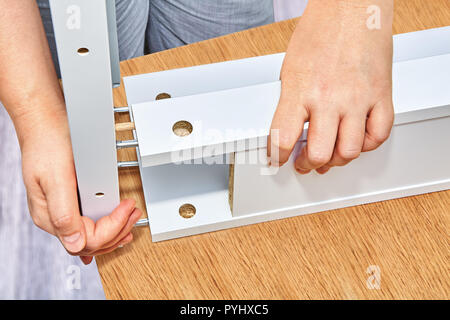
19, 106, 142, 265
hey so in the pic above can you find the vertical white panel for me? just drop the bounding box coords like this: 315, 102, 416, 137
50, 0, 120, 221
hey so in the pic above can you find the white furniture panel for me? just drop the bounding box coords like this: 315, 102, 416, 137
124, 27, 450, 241
232, 116, 450, 216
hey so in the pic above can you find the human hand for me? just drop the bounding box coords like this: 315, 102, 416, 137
0, 0, 142, 264
268, 0, 394, 174
18, 107, 142, 265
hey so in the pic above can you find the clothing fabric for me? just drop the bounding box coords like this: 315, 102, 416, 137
37, 0, 275, 76
0, 104, 106, 299
274, 0, 308, 21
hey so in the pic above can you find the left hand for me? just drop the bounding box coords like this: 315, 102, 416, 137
268, 0, 394, 174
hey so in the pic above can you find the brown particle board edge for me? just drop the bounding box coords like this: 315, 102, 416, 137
228, 153, 235, 213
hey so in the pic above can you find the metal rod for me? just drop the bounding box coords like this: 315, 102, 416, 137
135, 218, 149, 227
114, 106, 129, 113
118, 161, 139, 168
116, 139, 138, 149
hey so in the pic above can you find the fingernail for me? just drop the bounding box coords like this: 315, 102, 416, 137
119, 237, 133, 247
63, 232, 81, 244
316, 168, 330, 175
118, 242, 129, 249
269, 159, 282, 167
80, 256, 93, 265
295, 167, 310, 174
62, 232, 82, 251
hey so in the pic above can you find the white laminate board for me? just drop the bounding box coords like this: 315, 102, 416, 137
232, 116, 450, 216
392, 26, 450, 62
124, 53, 284, 105
50, 0, 120, 221
132, 51, 450, 167
124, 26, 450, 105
133, 81, 281, 167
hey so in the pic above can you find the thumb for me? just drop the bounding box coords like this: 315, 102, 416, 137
44, 174, 86, 253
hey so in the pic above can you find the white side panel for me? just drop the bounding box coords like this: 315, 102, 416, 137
233, 116, 450, 216
123, 53, 284, 105
393, 26, 450, 62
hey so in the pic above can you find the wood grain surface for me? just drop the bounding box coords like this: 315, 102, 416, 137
96, 0, 450, 299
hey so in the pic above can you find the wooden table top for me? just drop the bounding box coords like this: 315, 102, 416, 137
96, 0, 450, 299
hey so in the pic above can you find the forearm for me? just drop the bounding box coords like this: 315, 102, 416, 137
290, 0, 394, 52
285, 0, 394, 87
302, 0, 393, 28
0, 0, 66, 146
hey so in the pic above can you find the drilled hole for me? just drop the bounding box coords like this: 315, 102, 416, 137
155, 92, 171, 100
179, 203, 196, 219
77, 47, 90, 56
95, 192, 105, 198
172, 120, 193, 137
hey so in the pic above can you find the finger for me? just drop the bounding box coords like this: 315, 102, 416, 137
320, 114, 366, 171
315, 165, 331, 175
76, 205, 138, 256
102, 207, 141, 249
295, 109, 339, 173
268, 83, 308, 166
86, 233, 133, 257
362, 99, 394, 152
82, 199, 136, 252
44, 170, 86, 253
